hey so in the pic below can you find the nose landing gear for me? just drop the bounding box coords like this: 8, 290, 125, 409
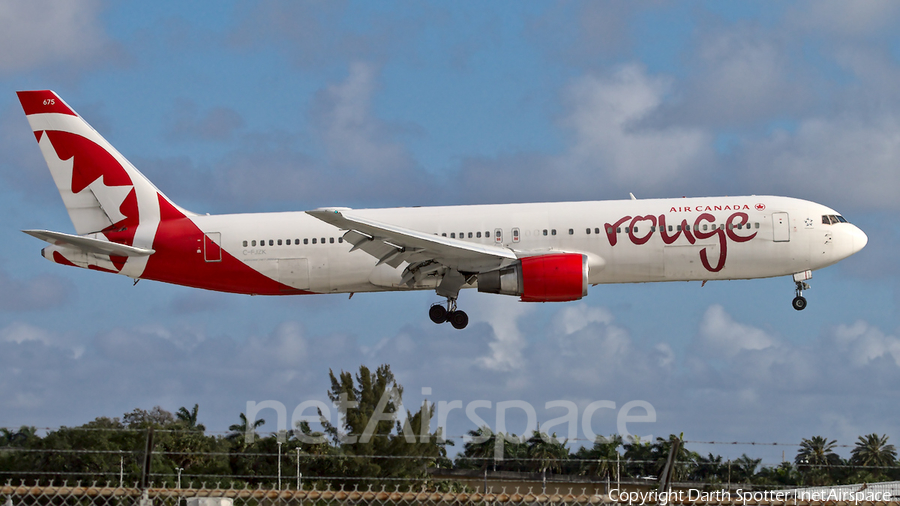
429, 299, 469, 329
792, 286, 808, 311
791, 271, 812, 311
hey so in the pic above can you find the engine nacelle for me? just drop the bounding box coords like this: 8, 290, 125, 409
477, 253, 588, 302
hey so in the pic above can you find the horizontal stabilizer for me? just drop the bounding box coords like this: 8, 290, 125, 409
23, 229, 155, 257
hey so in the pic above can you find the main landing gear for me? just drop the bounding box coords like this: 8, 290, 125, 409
791, 271, 812, 311
429, 299, 469, 330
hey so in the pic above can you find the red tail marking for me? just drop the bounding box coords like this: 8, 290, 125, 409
52, 251, 77, 267
158, 192, 187, 220
87, 265, 118, 274
142, 195, 311, 296
16, 90, 77, 117
203, 234, 222, 260
45, 131, 134, 192
110, 256, 127, 271
34, 131, 43, 142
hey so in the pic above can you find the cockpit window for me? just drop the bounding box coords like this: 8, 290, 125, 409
822, 214, 849, 225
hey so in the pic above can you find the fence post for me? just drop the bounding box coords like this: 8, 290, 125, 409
140, 428, 155, 491
656, 436, 681, 498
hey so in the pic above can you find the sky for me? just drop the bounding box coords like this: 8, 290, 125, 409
1, 1, 899, 467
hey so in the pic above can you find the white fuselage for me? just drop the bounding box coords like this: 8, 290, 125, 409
183, 195, 866, 295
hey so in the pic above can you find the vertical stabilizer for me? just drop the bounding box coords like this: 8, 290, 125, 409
17, 90, 197, 278
16, 90, 195, 237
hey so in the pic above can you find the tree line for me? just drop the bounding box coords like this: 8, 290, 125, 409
1, 365, 896, 490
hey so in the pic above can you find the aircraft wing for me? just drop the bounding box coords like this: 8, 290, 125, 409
23, 229, 155, 257
306, 208, 517, 275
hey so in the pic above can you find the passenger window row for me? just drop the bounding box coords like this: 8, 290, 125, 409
440, 231, 491, 239
602, 223, 760, 234
242, 237, 344, 247
429, 221, 763, 243
438, 229, 561, 238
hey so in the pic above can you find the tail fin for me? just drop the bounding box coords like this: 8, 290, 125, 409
16, 90, 195, 237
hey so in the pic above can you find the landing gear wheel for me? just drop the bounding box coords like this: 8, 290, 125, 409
449, 310, 469, 330
429, 304, 448, 324
792, 277, 810, 311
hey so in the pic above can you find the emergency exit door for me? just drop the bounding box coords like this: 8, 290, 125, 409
772, 213, 790, 242
204, 232, 222, 262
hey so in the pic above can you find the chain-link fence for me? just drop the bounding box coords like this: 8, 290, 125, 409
4, 483, 900, 506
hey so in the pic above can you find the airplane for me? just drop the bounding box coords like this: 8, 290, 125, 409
16, 90, 868, 330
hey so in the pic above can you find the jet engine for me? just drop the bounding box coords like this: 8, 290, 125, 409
477, 253, 588, 302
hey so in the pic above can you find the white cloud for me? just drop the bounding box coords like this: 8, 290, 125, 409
680, 27, 808, 126
833, 320, 900, 366
181, 62, 430, 210
0, 321, 83, 359
469, 296, 533, 372
557, 65, 714, 190
312, 62, 415, 175
0, 0, 114, 74
1, 301, 900, 462
739, 115, 900, 210
697, 304, 777, 358
537, 304, 642, 388
1, 321, 54, 346
552, 304, 614, 335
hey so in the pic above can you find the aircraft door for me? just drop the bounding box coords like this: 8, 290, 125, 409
494, 228, 503, 244
204, 232, 222, 262
773, 213, 790, 242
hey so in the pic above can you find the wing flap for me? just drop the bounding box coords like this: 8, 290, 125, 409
307, 208, 516, 271
23, 229, 155, 257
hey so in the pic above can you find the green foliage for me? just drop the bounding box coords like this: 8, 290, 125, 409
850, 434, 896, 468
574, 434, 622, 480
3, 370, 899, 490
319, 364, 448, 487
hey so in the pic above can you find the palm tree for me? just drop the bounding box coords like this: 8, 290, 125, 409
795, 435, 841, 468
578, 434, 623, 480
527, 431, 568, 474
176, 404, 206, 432
795, 435, 841, 486
694, 453, 724, 482
0, 426, 37, 447
732, 454, 762, 484
650, 434, 698, 482
228, 413, 265, 446
460, 426, 497, 470
850, 434, 896, 468
623, 435, 655, 478
460, 427, 527, 472
755, 462, 799, 487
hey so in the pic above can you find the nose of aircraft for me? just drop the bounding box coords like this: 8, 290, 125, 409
849, 224, 868, 255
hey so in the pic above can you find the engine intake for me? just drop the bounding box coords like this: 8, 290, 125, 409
478, 253, 588, 302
